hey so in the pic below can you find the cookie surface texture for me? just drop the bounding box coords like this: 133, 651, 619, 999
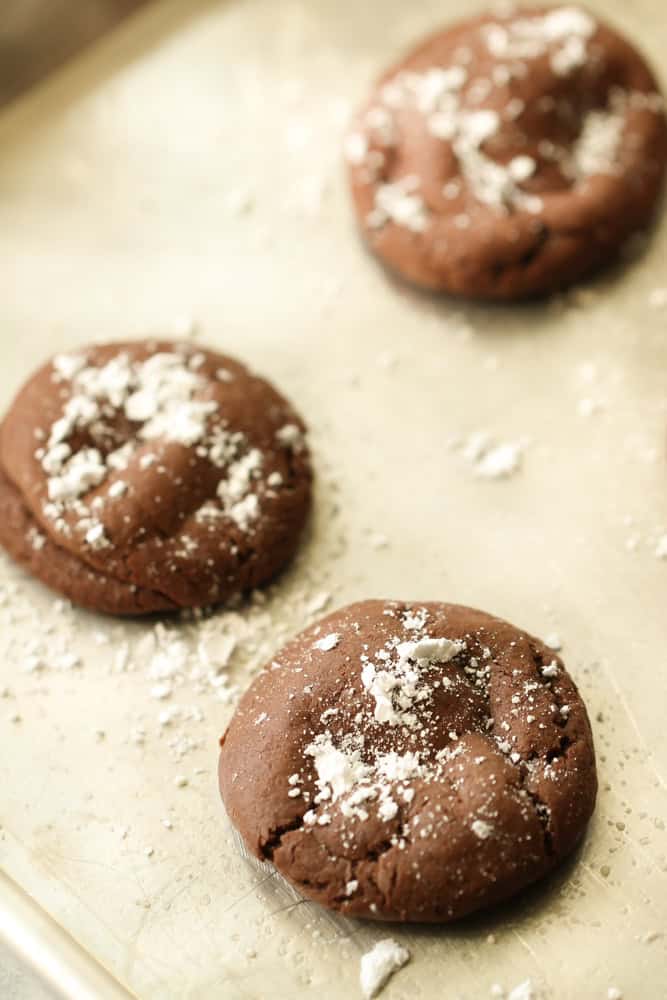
346, 6, 667, 299
0, 341, 312, 614
219, 600, 597, 922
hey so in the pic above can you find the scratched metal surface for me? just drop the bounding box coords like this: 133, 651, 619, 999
0, 0, 666, 997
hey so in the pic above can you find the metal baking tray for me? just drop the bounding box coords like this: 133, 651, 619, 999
0, 0, 666, 997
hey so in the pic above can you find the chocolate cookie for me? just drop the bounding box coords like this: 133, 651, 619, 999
346, 6, 667, 299
0, 341, 312, 614
219, 600, 596, 922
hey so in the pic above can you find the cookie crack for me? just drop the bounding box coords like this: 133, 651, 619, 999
259, 816, 305, 862
517, 767, 554, 858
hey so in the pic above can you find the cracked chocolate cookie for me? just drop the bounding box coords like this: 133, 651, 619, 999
345, 6, 667, 299
0, 341, 312, 614
219, 600, 597, 922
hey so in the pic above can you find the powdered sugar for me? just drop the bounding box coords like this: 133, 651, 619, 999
472, 818, 495, 839
456, 432, 525, 479
482, 7, 595, 73
46, 448, 107, 504
313, 632, 340, 651
363, 70, 543, 216
474, 441, 524, 479
359, 939, 410, 999
352, 3, 660, 239
368, 175, 429, 232
361, 633, 465, 727
571, 97, 626, 179
34, 346, 287, 546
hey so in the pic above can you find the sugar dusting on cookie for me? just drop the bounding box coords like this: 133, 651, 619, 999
346, 5, 667, 297
220, 599, 597, 922
38, 346, 266, 544
349, 5, 662, 224
0, 340, 312, 612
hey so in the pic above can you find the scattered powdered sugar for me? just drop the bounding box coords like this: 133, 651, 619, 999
313, 632, 340, 651
361, 634, 465, 727
275, 423, 306, 451
482, 7, 595, 73
216, 448, 264, 530
351, 5, 663, 234
359, 939, 410, 999
474, 441, 524, 479
456, 432, 525, 479
0, 475, 341, 773
362, 70, 543, 217
451, 112, 541, 213
33, 346, 295, 547
304, 732, 422, 823
293, 607, 511, 831
368, 175, 429, 232
654, 535, 667, 560
306, 734, 371, 803
570, 93, 627, 180
471, 818, 494, 839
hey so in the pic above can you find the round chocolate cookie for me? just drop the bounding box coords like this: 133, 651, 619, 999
0, 341, 312, 614
345, 6, 667, 299
219, 600, 597, 922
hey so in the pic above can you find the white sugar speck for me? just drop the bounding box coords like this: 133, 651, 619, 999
471, 818, 494, 840
313, 633, 340, 652
475, 441, 523, 479
359, 939, 410, 999
541, 660, 559, 679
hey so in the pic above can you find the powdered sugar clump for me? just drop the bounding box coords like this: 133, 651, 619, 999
482, 7, 595, 72
359, 939, 410, 999
456, 431, 526, 479
305, 732, 422, 824
474, 441, 524, 479
368, 175, 429, 232
471, 818, 494, 840
313, 633, 340, 652
361, 634, 465, 727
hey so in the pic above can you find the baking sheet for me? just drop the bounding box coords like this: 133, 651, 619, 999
0, 0, 666, 996
0, 0, 153, 109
